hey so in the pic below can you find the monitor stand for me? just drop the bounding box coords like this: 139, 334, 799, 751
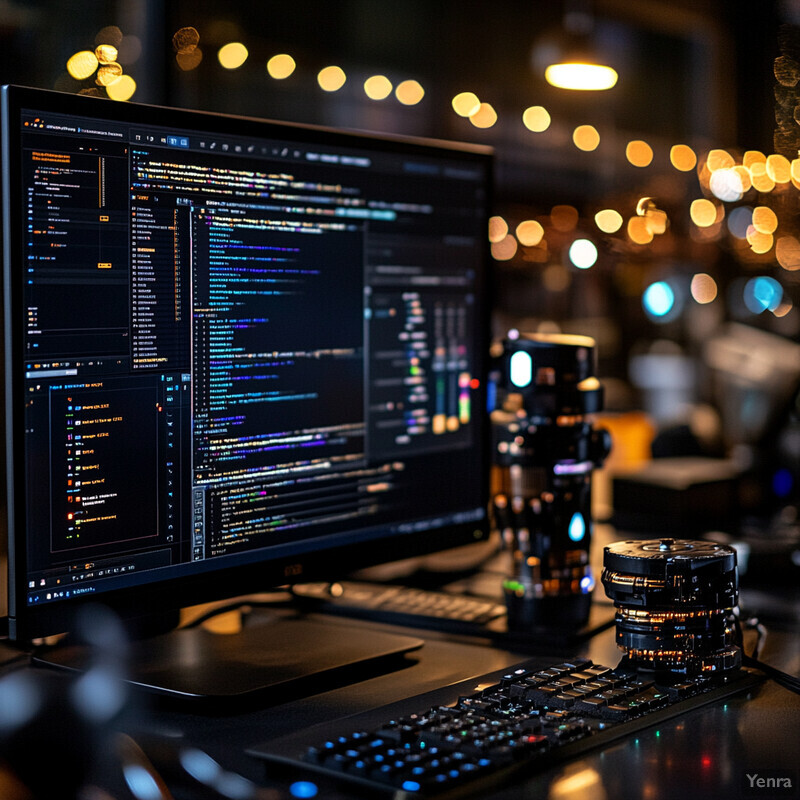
33, 609, 424, 706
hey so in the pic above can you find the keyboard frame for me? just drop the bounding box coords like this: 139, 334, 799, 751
248, 658, 764, 797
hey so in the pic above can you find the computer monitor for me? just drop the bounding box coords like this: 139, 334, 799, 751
1, 86, 492, 696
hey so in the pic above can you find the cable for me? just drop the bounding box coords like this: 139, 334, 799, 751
733, 611, 800, 695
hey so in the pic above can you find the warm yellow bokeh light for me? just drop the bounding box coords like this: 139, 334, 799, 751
395, 79, 425, 105
516, 220, 545, 246
95, 44, 118, 64
491, 234, 518, 261
746, 226, 774, 254
544, 63, 618, 91
364, 74, 392, 100
792, 159, 800, 187
752, 205, 778, 235
551, 205, 579, 232
452, 92, 481, 117
626, 140, 653, 167
743, 150, 766, 169
95, 63, 123, 86
732, 165, 752, 193
645, 209, 668, 235
106, 74, 136, 101
706, 149, 735, 171
218, 42, 248, 69
267, 54, 296, 79
766, 153, 792, 183
776, 236, 800, 270
595, 209, 623, 233
318, 65, 346, 91
522, 106, 551, 132
627, 216, 654, 245
67, 50, 99, 80
670, 144, 697, 172
488, 216, 508, 243
690, 198, 718, 228
573, 125, 600, 151
691, 273, 718, 304
749, 161, 776, 192
469, 102, 497, 128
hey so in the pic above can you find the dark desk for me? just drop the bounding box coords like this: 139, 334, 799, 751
1, 581, 799, 800
131, 607, 799, 800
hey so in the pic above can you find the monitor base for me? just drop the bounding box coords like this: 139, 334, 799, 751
33, 611, 424, 706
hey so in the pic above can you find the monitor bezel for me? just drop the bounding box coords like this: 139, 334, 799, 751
1, 85, 494, 642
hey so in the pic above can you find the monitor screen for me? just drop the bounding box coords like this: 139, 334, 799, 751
2, 86, 492, 643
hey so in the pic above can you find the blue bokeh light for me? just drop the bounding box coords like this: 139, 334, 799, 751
743, 276, 782, 314
643, 281, 675, 319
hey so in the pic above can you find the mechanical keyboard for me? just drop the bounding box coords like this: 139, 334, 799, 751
249, 656, 761, 797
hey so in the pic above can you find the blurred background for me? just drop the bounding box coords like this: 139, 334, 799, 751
4, 0, 800, 556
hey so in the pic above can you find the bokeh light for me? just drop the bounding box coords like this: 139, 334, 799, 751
690, 273, 718, 304
491, 234, 518, 261
568, 239, 598, 269
750, 161, 776, 192
766, 153, 792, 183
744, 276, 783, 313
95, 44, 118, 64
626, 140, 653, 167
173, 26, 200, 54
106, 74, 136, 101
318, 65, 346, 91
727, 206, 753, 239
522, 106, 551, 132
670, 144, 697, 171
67, 51, 99, 80
643, 281, 675, 318
217, 42, 248, 69
690, 199, 718, 228
96, 25, 123, 48
267, 54, 296, 79
176, 48, 203, 71
452, 92, 480, 117
573, 125, 600, 151
709, 169, 745, 202
96, 63, 123, 86
469, 103, 497, 128
706, 149, 735, 171
488, 215, 508, 243
117, 35, 142, 65
395, 79, 424, 105
516, 220, 545, 246
776, 235, 800, 270
743, 150, 766, 168
551, 205, 579, 231
627, 216, 654, 244
595, 209, 623, 233
751, 205, 778, 234
746, 226, 774, 254
364, 74, 392, 100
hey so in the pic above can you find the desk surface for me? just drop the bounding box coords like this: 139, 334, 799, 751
1, 595, 799, 800
127, 608, 799, 800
